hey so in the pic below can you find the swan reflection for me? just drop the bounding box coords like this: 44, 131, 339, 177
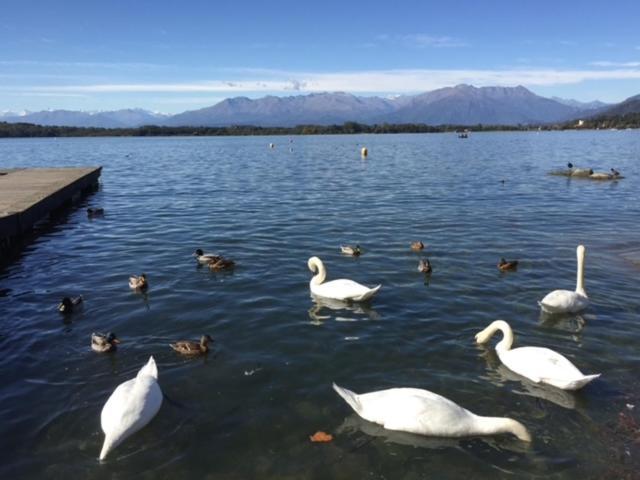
308, 294, 380, 324
539, 311, 586, 335
336, 414, 530, 453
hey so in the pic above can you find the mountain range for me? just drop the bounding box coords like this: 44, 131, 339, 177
2, 84, 637, 128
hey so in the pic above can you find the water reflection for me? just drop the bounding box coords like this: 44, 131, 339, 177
478, 348, 584, 411
336, 414, 531, 454
539, 311, 586, 338
308, 295, 381, 324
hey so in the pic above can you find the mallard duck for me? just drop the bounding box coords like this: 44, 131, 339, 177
58, 295, 83, 313
170, 334, 213, 355
87, 207, 104, 216
129, 274, 148, 290
193, 248, 221, 265
498, 258, 519, 271
411, 241, 425, 251
418, 258, 432, 274
208, 257, 235, 271
340, 245, 361, 256
99, 357, 162, 460
91, 332, 120, 353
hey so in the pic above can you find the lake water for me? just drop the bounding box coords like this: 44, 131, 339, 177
1, 131, 639, 479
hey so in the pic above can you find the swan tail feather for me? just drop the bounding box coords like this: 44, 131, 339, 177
333, 383, 362, 414
137, 356, 158, 380
561, 373, 601, 390
355, 285, 381, 302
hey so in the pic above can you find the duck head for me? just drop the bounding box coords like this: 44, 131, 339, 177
58, 297, 73, 313
194, 249, 204, 257
106, 332, 120, 344
200, 334, 214, 346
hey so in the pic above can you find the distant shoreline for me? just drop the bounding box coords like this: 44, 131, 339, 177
1, 115, 638, 138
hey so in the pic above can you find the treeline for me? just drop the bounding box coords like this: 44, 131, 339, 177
0, 116, 637, 138
558, 113, 640, 130
0, 121, 526, 138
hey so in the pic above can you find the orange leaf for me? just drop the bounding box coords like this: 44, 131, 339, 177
309, 431, 333, 443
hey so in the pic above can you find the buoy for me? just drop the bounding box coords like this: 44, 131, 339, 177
269, 143, 275, 149
361, 147, 368, 157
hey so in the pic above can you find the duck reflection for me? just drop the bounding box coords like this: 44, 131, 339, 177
478, 348, 584, 410
308, 295, 380, 324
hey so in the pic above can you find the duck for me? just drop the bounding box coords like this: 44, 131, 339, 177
99, 356, 162, 460
91, 332, 120, 353
340, 245, 361, 256
58, 295, 83, 313
170, 334, 213, 355
411, 241, 425, 251
418, 258, 432, 274
208, 257, 235, 271
589, 171, 614, 180
193, 248, 221, 265
539, 245, 589, 314
611, 168, 621, 177
498, 258, 518, 271
87, 207, 104, 216
332, 383, 530, 441
567, 162, 593, 177
129, 274, 148, 291
475, 320, 600, 390
308, 256, 381, 302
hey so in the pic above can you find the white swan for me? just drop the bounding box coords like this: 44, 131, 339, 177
539, 245, 589, 314
99, 356, 163, 460
475, 320, 600, 390
308, 256, 381, 302
332, 383, 531, 441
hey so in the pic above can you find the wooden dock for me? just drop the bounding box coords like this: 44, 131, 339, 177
0, 167, 102, 260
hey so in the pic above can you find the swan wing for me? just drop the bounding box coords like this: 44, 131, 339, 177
100, 375, 162, 459
355, 388, 476, 437
311, 279, 381, 302
539, 289, 588, 313
501, 347, 598, 389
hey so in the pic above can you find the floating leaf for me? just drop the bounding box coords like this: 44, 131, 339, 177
309, 431, 333, 443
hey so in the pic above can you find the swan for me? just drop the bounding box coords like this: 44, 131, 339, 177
308, 256, 380, 302
332, 383, 531, 441
99, 356, 162, 460
539, 245, 589, 314
475, 320, 600, 390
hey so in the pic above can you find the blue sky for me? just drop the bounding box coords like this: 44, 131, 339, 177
1, 0, 639, 113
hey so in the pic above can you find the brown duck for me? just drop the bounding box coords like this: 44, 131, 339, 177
170, 334, 214, 355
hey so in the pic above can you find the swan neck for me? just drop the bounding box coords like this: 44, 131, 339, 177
309, 258, 326, 285
480, 320, 513, 353
576, 248, 586, 296
474, 416, 530, 441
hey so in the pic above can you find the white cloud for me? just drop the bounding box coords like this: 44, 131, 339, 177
376, 33, 468, 48
590, 61, 640, 67
14, 67, 640, 95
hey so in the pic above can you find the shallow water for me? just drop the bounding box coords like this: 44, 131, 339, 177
1, 131, 640, 479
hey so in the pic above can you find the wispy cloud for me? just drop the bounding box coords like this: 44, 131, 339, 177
12, 67, 640, 96
0, 60, 169, 69
376, 33, 468, 48
590, 60, 640, 67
